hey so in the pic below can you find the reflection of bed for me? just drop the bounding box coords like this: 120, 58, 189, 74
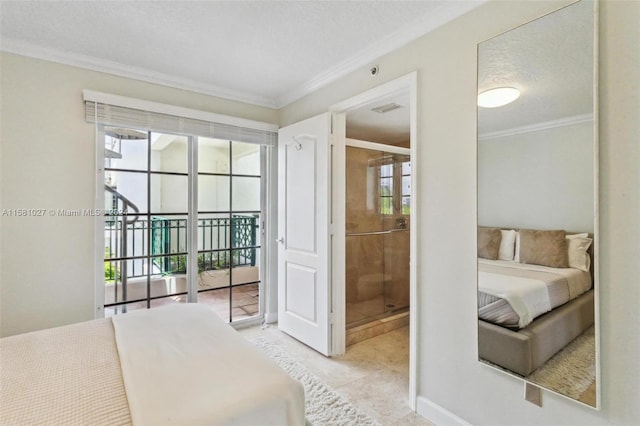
479, 290, 594, 377
478, 259, 592, 329
477, 228, 595, 377
1, 304, 305, 426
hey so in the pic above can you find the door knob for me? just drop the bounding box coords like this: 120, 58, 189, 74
276, 237, 285, 244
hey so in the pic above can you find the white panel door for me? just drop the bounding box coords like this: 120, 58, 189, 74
278, 113, 331, 356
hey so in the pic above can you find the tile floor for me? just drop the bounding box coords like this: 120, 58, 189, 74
238, 324, 434, 426
105, 283, 260, 322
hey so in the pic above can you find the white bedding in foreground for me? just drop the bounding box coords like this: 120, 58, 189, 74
111, 304, 305, 426
478, 259, 592, 328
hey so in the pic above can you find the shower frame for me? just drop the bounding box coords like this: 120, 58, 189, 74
344, 140, 411, 327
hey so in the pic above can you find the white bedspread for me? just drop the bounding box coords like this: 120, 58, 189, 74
112, 304, 305, 426
479, 269, 550, 328
478, 259, 592, 328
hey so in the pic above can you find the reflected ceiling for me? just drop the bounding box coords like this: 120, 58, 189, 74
478, 3, 594, 136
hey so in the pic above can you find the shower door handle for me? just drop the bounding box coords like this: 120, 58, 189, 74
276, 237, 285, 244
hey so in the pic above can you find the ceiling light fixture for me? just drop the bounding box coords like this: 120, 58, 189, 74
477, 87, 520, 108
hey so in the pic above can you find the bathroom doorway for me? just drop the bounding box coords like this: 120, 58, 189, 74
329, 73, 417, 409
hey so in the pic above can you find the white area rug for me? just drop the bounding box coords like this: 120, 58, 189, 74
527, 325, 596, 399
251, 337, 380, 426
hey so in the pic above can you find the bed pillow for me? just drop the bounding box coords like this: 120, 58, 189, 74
514, 232, 520, 262
518, 229, 568, 268
498, 229, 517, 261
478, 227, 502, 260
566, 235, 592, 272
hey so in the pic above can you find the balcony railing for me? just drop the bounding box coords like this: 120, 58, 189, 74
105, 215, 259, 279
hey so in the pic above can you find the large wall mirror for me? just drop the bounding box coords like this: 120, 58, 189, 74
476, 0, 599, 408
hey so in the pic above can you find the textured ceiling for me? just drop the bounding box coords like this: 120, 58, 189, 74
478, 0, 595, 135
0, 0, 483, 108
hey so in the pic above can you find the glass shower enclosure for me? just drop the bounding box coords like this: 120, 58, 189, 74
345, 146, 411, 328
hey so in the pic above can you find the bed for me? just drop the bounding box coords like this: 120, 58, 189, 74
0, 304, 305, 426
477, 227, 595, 377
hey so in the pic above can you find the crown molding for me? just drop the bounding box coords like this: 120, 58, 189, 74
1, 1, 486, 111
274, 0, 488, 108
478, 113, 594, 140
0, 38, 278, 109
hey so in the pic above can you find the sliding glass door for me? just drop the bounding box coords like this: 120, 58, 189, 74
102, 128, 264, 323
196, 138, 263, 322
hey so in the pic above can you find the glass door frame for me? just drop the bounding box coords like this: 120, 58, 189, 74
94, 126, 268, 327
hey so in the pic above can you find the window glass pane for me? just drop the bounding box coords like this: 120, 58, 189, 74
231, 284, 260, 322
231, 217, 259, 251
380, 197, 393, 215
198, 250, 231, 280
149, 255, 188, 298
104, 215, 150, 260
199, 138, 230, 174
380, 164, 393, 178
150, 133, 188, 173
231, 248, 260, 282
380, 176, 393, 214
105, 171, 148, 214
150, 215, 188, 256
103, 259, 148, 304
232, 177, 260, 211
105, 127, 148, 171
197, 214, 231, 251
402, 176, 411, 196
151, 174, 188, 213
379, 177, 393, 196
232, 142, 260, 175
149, 272, 187, 298
198, 175, 230, 211
198, 288, 230, 322
402, 197, 411, 215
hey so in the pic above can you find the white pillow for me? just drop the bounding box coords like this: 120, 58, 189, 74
498, 229, 517, 261
566, 235, 592, 272
567, 233, 589, 239
514, 232, 520, 262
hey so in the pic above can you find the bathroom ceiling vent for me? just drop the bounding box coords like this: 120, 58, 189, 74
371, 103, 404, 114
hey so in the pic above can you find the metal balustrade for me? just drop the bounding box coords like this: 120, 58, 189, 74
105, 215, 258, 279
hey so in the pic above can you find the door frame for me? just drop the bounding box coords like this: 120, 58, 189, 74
328, 72, 418, 410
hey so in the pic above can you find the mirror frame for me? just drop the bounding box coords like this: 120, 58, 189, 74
476, 0, 600, 409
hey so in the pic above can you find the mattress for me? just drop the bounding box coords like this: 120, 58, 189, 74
478, 259, 592, 329
1, 305, 305, 426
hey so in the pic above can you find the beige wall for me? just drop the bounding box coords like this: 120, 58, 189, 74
0, 53, 277, 336
478, 121, 595, 233
280, 0, 639, 424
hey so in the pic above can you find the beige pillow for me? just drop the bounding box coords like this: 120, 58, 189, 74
519, 229, 568, 268
478, 227, 502, 260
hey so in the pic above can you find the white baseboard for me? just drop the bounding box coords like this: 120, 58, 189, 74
264, 312, 278, 324
416, 396, 472, 426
